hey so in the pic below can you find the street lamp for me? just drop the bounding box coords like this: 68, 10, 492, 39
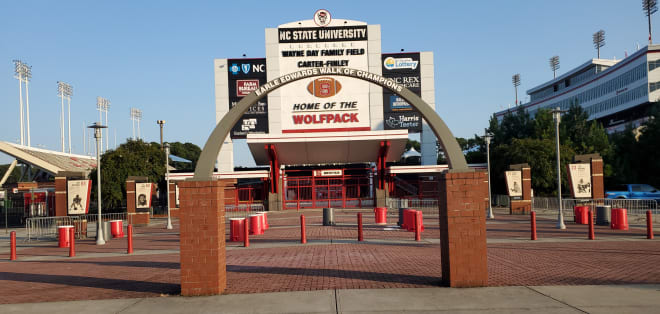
484, 129, 494, 219
157, 120, 166, 150
164, 143, 173, 230
551, 107, 567, 229
88, 122, 108, 245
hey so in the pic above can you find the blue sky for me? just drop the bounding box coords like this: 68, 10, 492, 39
0, 1, 656, 166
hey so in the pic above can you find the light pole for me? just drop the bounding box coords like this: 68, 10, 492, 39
58, 82, 72, 153
157, 120, 166, 150
13, 60, 31, 146
96, 97, 110, 153
164, 143, 173, 230
89, 122, 107, 245
593, 30, 605, 59
552, 107, 567, 229
484, 129, 494, 219
549, 56, 560, 79
512, 74, 521, 106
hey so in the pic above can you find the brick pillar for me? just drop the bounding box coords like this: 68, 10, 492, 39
510, 166, 532, 215
591, 158, 604, 199
169, 182, 179, 218
179, 180, 228, 296
439, 171, 488, 287
55, 177, 67, 216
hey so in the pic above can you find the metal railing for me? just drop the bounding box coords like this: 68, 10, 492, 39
25, 212, 130, 241
386, 198, 439, 215
532, 197, 659, 217
225, 203, 266, 219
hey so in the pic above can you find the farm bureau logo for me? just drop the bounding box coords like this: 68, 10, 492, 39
236, 80, 259, 97
383, 57, 419, 70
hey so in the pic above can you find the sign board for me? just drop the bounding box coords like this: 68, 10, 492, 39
505, 170, 523, 197
67, 180, 92, 215
277, 25, 371, 133
228, 58, 269, 138
135, 183, 153, 209
0, 190, 5, 200
568, 163, 592, 198
175, 184, 180, 207
381, 52, 422, 132
313, 169, 343, 177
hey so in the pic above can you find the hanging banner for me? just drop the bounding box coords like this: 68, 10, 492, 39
381, 52, 422, 133
278, 24, 371, 133
135, 183, 153, 209
227, 58, 269, 138
568, 163, 592, 198
67, 180, 92, 215
505, 170, 523, 197
175, 184, 180, 207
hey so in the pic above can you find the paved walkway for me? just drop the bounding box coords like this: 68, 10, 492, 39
2, 285, 660, 313
1, 208, 659, 309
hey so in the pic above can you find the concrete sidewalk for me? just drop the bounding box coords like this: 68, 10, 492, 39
1, 285, 659, 313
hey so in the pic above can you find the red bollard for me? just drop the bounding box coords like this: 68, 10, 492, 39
588, 211, 595, 240
244, 218, 250, 247
357, 213, 363, 241
300, 215, 307, 244
127, 225, 133, 254
10, 231, 16, 261
531, 211, 537, 240
647, 210, 654, 240
414, 211, 421, 241
69, 228, 76, 257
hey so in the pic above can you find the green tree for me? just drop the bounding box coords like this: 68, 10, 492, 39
0, 164, 21, 184
90, 140, 165, 210
169, 142, 202, 172
635, 107, 660, 187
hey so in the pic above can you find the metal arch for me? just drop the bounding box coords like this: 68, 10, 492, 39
193, 67, 468, 180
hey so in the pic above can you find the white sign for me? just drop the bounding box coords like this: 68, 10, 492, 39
313, 169, 343, 177
568, 163, 592, 198
505, 171, 523, 197
67, 180, 91, 215
278, 25, 370, 133
0, 190, 6, 200
175, 184, 180, 207
136, 183, 153, 209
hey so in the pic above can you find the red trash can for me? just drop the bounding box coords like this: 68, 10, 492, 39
611, 208, 629, 230
401, 209, 412, 229
58, 225, 74, 248
574, 206, 589, 224
257, 211, 269, 230
110, 220, 124, 238
249, 214, 263, 235
406, 210, 418, 232
229, 218, 245, 242
375, 207, 387, 224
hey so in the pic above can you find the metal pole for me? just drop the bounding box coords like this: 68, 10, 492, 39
95, 128, 105, 245
105, 110, 109, 151
98, 109, 103, 153
486, 135, 494, 219
25, 79, 31, 147
67, 97, 72, 154
554, 107, 566, 229
165, 143, 173, 230
18, 74, 24, 146
83, 121, 86, 154
160, 124, 164, 150
60, 91, 65, 152
650, 13, 653, 45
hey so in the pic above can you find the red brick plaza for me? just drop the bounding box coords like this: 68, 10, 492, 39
1, 208, 659, 304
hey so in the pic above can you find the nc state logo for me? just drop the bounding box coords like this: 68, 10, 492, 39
307, 77, 342, 98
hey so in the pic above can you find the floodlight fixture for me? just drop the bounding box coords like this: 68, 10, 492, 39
512, 73, 521, 105
644, 0, 658, 44
549, 56, 560, 79
593, 30, 605, 58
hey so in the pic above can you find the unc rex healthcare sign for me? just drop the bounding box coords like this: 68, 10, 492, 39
278, 24, 370, 133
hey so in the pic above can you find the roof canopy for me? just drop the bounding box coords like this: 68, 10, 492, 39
0, 141, 97, 177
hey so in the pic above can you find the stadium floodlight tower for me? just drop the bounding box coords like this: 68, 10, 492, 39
96, 97, 110, 153
512, 74, 521, 106
593, 30, 605, 59
549, 56, 560, 79
13, 60, 32, 147
130, 108, 143, 140
643, 0, 658, 44
57, 82, 73, 153
88, 122, 108, 245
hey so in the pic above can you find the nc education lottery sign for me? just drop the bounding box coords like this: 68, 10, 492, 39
568, 163, 592, 198
382, 53, 422, 132
278, 25, 370, 133
67, 180, 91, 215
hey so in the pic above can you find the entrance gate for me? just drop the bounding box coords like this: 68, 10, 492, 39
283, 172, 374, 210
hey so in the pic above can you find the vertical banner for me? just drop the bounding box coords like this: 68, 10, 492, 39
227, 58, 269, 138
568, 163, 592, 198
135, 183, 153, 210
67, 180, 92, 215
175, 184, 180, 207
505, 171, 523, 197
381, 52, 422, 132
277, 25, 371, 133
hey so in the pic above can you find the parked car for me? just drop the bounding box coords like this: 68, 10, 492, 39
605, 184, 660, 201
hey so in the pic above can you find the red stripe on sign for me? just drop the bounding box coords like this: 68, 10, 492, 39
282, 127, 371, 133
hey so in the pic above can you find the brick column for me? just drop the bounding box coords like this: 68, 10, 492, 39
179, 180, 228, 296
591, 158, 604, 199
439, 171, 488, 287
510, 166, 532, 215
55, 177, 67, 216
168, 182, 179, 218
